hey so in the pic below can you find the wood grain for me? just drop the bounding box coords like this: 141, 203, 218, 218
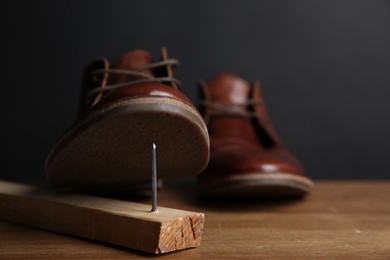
0, 181, 389, 258
0, 181, 205, 254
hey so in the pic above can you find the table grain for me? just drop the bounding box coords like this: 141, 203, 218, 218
1, 181, 389, 259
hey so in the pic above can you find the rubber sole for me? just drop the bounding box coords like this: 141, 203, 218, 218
198, 172, 313, 199
46, 97, 210, 191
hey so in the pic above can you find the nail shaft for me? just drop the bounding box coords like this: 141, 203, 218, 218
151, 143, 158, 213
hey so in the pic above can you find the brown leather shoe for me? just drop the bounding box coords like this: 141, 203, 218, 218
198, 73, 313, 198
46, 48, 209, 191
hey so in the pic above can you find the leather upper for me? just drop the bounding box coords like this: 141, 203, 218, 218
199, 73, 305, 182
79, 49, 193, 117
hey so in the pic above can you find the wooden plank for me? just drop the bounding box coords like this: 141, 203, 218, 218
0, 180, 205, 254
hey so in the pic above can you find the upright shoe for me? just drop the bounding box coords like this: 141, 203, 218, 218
198, 73, 313, 198
46, 48, 209, 191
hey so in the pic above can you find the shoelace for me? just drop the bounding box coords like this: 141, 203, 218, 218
87, 59, 181, 101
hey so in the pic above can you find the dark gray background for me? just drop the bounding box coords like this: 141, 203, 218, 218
1, 0, 389, 180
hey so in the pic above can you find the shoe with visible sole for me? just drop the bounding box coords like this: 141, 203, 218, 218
46, 48, 209, 191
198, 73, 313, 198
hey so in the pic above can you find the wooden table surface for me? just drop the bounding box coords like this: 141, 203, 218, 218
1, 181, 389, 259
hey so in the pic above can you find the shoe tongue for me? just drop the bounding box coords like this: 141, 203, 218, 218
207, 73, 250, 105
108, 50, 154, 83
